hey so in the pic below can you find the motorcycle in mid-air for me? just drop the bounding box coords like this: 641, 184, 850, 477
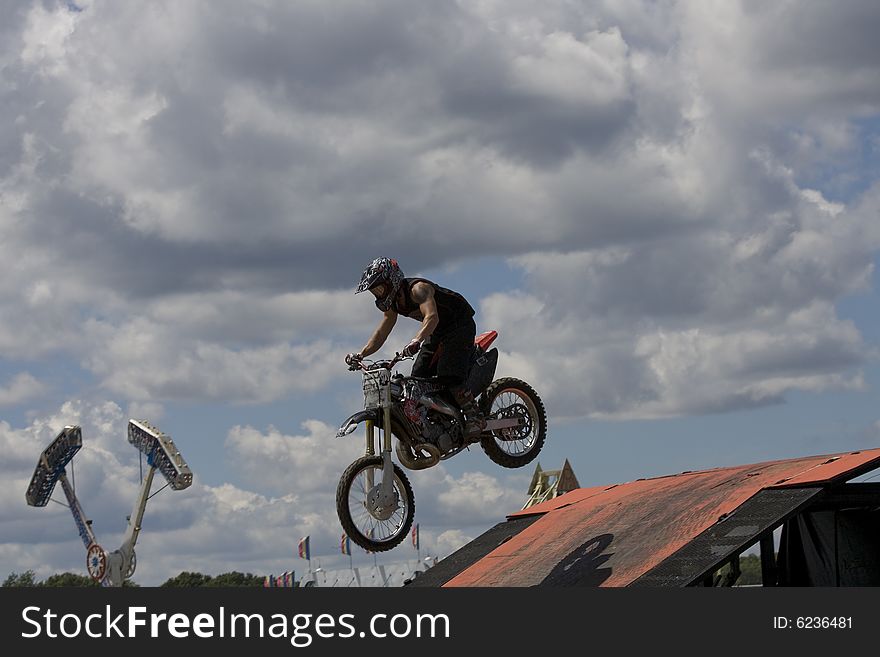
335, 330, 547, 551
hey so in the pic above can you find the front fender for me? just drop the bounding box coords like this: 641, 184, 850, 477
336, 409, 380, 438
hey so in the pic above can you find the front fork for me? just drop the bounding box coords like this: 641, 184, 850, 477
365, 406, 396, 506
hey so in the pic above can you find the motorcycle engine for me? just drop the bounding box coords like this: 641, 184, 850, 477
421, 413, 459, 454
403, 380, 461, 454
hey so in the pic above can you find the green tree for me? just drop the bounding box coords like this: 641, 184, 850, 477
160, 571, 266, 587
160, 571, 214, 587
737, 554, 762, 585
207, 571, 264, 587
4, 569, 140, 587
3, 570, 37, 587
42, 572, 101, 587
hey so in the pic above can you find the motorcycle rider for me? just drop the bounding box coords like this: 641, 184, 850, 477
346, 257, 486, 438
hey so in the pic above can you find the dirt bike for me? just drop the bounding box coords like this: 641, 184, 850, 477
335, 330, 547, 552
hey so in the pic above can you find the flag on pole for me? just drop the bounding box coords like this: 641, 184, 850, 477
341, 533, 351, 556
411, 523, 419, 550
298, 535, 311, 560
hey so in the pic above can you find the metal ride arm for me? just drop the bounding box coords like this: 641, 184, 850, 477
25, 426, 110, 584
57, 473, 98, 549
25, 421, 192, 587
26, 426, 98, 550
100, 419, 193, 586
104, 463, 157, 586
59, 473, 114, 588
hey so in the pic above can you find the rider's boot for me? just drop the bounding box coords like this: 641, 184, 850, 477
450, 385, 486, 439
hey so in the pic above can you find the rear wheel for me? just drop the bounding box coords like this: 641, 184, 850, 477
479, 378, 546, 468
336, 455, 415, 552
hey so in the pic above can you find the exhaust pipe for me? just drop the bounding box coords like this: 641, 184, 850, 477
396, 441, 441, 470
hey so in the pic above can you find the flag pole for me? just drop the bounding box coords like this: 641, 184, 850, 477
413, 523, 420, 564
342, 533, 353, 572
298, 535, 312, 577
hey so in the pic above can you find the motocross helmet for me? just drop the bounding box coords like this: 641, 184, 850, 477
356, 257, 404, 311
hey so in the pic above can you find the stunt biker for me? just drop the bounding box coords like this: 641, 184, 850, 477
346, 257, 486, 438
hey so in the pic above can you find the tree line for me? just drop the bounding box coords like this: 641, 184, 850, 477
5, 555, 763, 587
3, 570, 266, 587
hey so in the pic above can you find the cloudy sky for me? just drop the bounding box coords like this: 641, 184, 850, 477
2, 0, 880, 585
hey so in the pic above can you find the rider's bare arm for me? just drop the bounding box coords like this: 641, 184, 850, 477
411, 282, 438, 343
360, 310, 398, 357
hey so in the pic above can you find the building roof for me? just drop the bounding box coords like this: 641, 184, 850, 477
411, 448, 880, 587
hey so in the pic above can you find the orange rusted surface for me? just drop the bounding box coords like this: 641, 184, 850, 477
444, 448, 880, 587
510, 485, 613, 518
767, 450, 880, 487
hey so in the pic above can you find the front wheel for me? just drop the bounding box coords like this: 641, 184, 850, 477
479, 378, 547, 468
336, 455, 415, 552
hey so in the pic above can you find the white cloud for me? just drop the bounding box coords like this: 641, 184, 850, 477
511, 28, 631, 108
0, 372, 46, 406
434, 529, 473, 558
226, 420, 363, 496
126, 401, 165, 424
484, 282, 871, 420
82, 316, 345, 403
436, 471, 525, 524
20, 3, 77, 77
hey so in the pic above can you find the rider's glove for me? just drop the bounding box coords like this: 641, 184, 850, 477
401, 339, 422, 358
345, 352, 363, 368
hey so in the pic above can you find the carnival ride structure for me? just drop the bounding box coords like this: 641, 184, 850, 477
25, 419, 192, 586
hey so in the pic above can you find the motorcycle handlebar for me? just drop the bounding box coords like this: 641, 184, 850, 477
348, 353, 413, 372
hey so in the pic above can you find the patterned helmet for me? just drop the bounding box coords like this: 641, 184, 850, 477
356, 257, 404, 311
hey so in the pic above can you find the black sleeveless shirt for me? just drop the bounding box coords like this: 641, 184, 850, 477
377, 277, 475, 336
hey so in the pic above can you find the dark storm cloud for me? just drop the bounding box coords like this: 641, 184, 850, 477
205, 0, 436, 100
746, 0, 880, 74
446, 90, 637, 167
21, 186, 381, 296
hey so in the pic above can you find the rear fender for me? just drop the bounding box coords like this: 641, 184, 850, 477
475, 330, 498, 351
467, 347, 499, 397
336, 409, 380, 437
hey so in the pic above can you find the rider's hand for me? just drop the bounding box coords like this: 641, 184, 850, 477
345, 352, 363, 368
401, 339, 422, 358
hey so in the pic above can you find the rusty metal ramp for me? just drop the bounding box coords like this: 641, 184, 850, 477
408, 448, 880, 587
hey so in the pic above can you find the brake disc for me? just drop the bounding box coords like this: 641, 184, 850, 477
366, 483, 399, 521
